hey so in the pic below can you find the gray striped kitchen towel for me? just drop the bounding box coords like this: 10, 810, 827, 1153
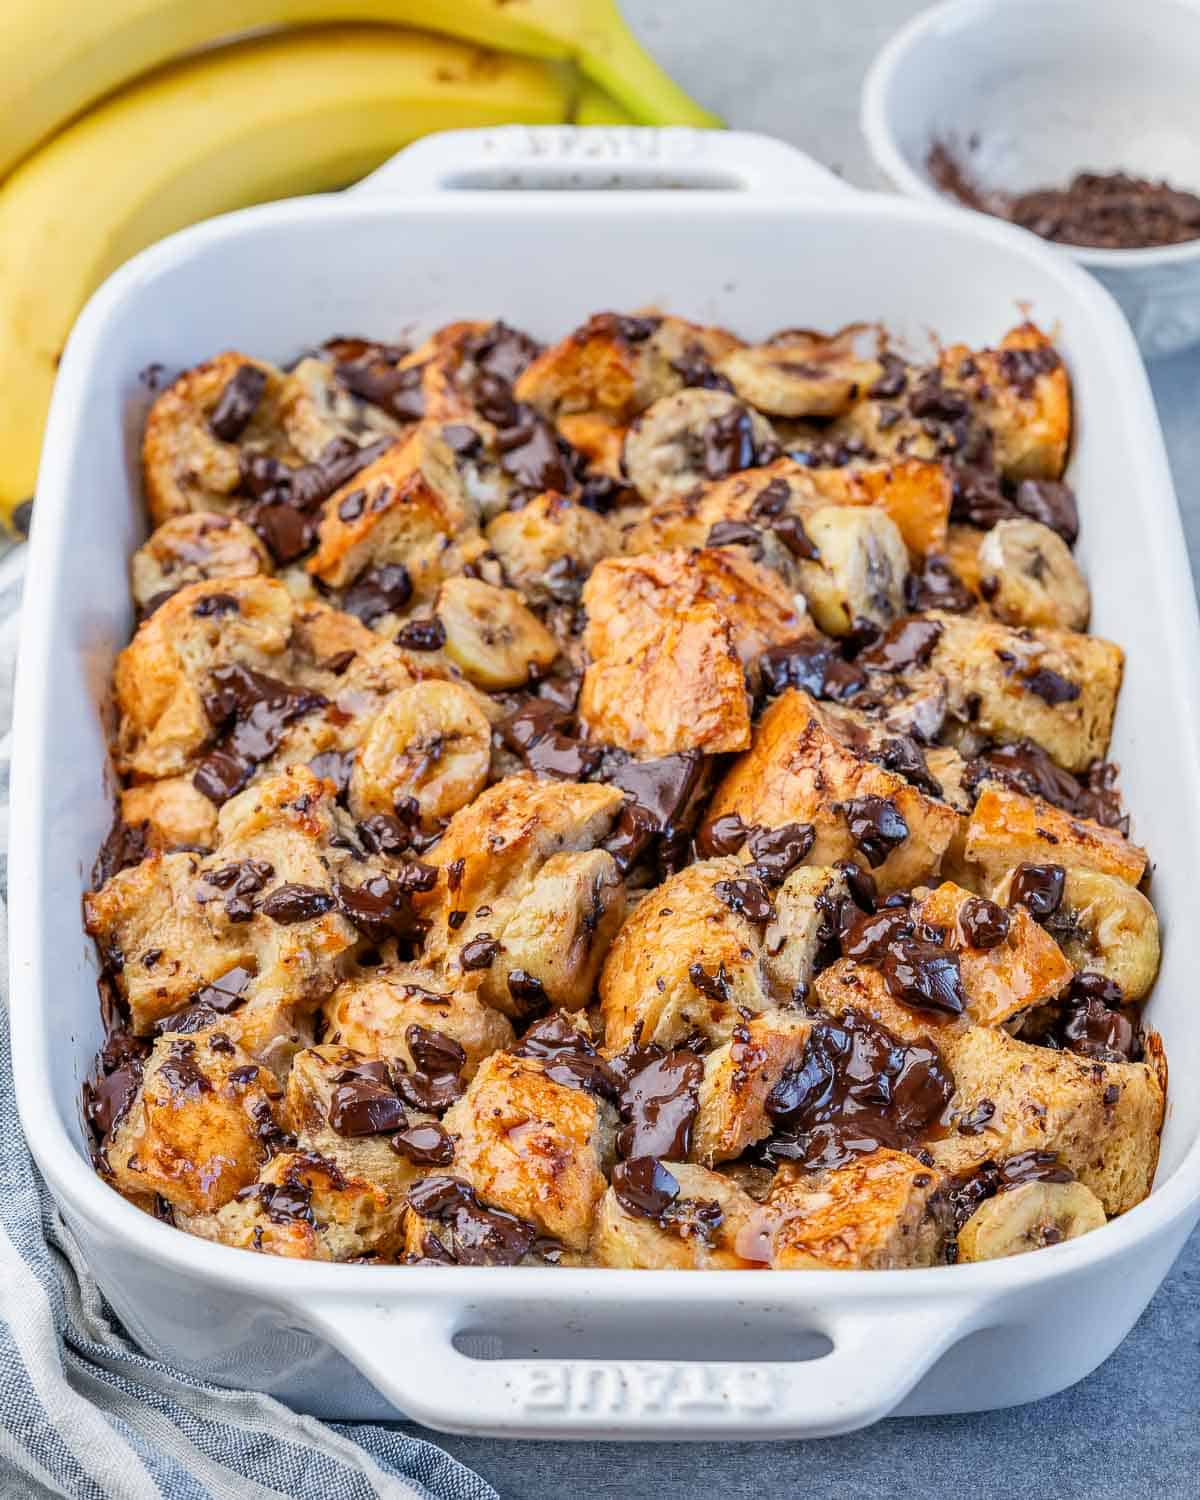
0, 546, 497, 1500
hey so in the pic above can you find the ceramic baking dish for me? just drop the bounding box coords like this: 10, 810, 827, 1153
11, 127, 1200, 1441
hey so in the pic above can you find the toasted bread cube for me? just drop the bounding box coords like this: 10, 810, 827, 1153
441, 1051, 616, 1249
762, 1149, 946, 1269
284, 1044, 435, 1200
813, 958, 967, 1048
805, 460, 952, 557
915, 880, 1073, 1026
928, 611, 1122, 773
106, 1030, 281, 1214
142, 352, 295, 524
120, 777, 219, 852
691, 1012, 813, 1166
485, 491, 620, 604
419, 776, 623, 964
579, 601, 752, 756
582, 547, 801, 668
307, 423, 478, 598
114, 575, 294, 779
591, 1162, 760, 1269
964, 785, 1148, 888
941, 324, 1071, 481
323, 964, 513, 1078
131, 512, 272, 615
600, 858, 773, 1050
478, 849, 625, 1015
936, 1025, 1164, 1215
706, 690, 960, 895
182, 1149, 405, 1261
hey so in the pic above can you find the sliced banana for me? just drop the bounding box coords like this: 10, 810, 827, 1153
622, 389, 779, 503
349, 680, 491, 829
995, 866, 1160, 1001
794, 504, 908, 638
435, 576, 559, 690
956, 1180, 1106, 1261
130, 512, 271, 614
717, 328, 881, 418
977, 519, 1089, 631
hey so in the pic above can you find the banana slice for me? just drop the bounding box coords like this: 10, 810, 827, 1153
994, 866, 1160, 1001
956, 1180, 1106, 1261
793, 504, 909, 638
348, 680, 491, 829
622, 389, 779, 503
131, 512, 271, 614
435, 576, 559, 690
716, 328, 881, 418
977, 519, 1090, 631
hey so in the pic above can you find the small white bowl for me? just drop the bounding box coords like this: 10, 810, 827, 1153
862, 0, 1200, 358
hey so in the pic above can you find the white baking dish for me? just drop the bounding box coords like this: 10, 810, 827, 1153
11, 127, 1200, 1441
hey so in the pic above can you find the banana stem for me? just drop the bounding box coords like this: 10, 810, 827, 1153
578, 14, 722, 128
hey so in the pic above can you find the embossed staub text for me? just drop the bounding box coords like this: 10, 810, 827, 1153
516, 1363, 778, 1418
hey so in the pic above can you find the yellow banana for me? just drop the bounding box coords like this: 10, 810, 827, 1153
0, 26, 570, 527
0, 0, 718, 177
573, 80, 639, 126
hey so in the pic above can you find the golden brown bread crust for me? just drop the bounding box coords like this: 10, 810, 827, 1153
440, 1050, 616, 1249
691, 1012, 813, 1166
706, 689, 960, 895
591, 1162, 761, 1269
964, 784, 1148, 888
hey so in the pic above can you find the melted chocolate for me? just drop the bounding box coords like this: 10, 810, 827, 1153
92, 815, 148, 886
209, 365, 267, 442
1014, 478, 1079, 546
695, 811, 751, 858
858, 618, 943, 673
194, 664, 327, 804
341, 563, 413, 626
395, 618, 447, 652
390, 1120, 454, 1165
611, 1157, 681, 1220
393, 1025, 466, 1114
512, 1014, 619, 1099
603, 751, 710, 876
904, 555, 975, 613
744, 822, 815, 886
407, 1175, 537, 1265
959, 896, 1010, 950
336, 874, 428, 946
839, 795, 909, 868
1024, 668, 1080, 706
1007, 863, 1065, 922
615, 1051, 704, 1159
329, 1059, 408, 1136
759, 638, 867, 701
714, 876, 776, 924
765, 1007, 954, 1169
260, 883, 335, 925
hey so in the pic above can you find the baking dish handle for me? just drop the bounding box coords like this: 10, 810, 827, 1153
302, 1293, 978, 1439
352, 126, 856, 199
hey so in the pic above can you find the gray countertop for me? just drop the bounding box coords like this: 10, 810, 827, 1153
397, 4, 1200, 1492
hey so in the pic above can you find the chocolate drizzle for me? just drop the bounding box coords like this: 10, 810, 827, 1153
194, 664, 327, 804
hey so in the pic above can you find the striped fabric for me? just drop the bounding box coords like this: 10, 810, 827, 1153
0, 547, 496, 1500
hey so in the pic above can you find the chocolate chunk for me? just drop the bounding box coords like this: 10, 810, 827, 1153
392, 1025, 466, 1114
355, 812, 412, 858
1024, 668, 1080, 706
879, 937, 966, 1016
246, 499, 317, 565
308, 749, 355, 799
495, 409, 571, 494
261, 883, 335, 925
705, 520, 762, 554
194, 664, 327, 804
604, 751, 710, 875
759, 638, 867, 701
1007, 863, 1065, 921
695, 811, 752, 858
506, 970, 550, 1015
670, 348, 733, 391
337, 488, 366, 522
612, 1157, 681, 1220
615, 1047, 705, 1161
209, 364, 267, 442
687, 962, 733, 1002
92, 815, 148, 886
390, 1120, 454, 1165
745, 822, 815, 886
908, 373, 968, 423
336, 874, 427, 946
395, 618, 446, 651
513, 1014, 619, 1099
335, 357, 425, 421
157, 1037, 213, 1099
408, 1024, 467, 1078
958, 896, 1010, 950
714, 876, 775, 924
192, 964, 255, 1013
840, 905, 916, 964
871, 736, 943, 797
764, 1006, 954, 1169
869, 354, 908, 400
329, 1061, 407, 1136
460, 934, 499, 970
997, 345, 1061, 398
858, 618, 943, 673
1014, 478, 1079, 546
1049, 973, 1137, 1063
770, 513, 820, 560
204, 858, 274, 922
607, 314, 661, 344
192, 592, 240, 618
904, 555, 975, 613
84, 1058, 144, 1141
703, 406, 776, 479
602, 803, 660, 875
341, 562, 413, 626
406, 1175, 537, 1265
840, 796, 909, 867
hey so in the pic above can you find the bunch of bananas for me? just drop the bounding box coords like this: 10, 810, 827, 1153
0, 3, 718, 530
